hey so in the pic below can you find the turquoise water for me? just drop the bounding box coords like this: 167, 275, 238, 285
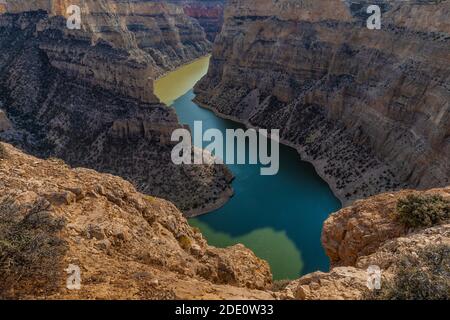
173, 91, 341, 279
155, 57, 342, 280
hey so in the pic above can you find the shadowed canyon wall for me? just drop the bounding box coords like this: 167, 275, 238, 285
5, 0, 212, 102
167, 0, 224, 41
195, 0, 450, 204
0, 2, 231, 215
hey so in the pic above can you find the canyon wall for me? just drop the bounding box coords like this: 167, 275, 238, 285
167, 0, 224, 41
195, 0, 450, 204
0, 7, 231, 215
4, 0, 211, 102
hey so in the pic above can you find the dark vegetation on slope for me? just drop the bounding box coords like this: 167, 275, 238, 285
395, 194, 450, 228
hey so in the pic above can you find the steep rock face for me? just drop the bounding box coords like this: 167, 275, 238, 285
168, 0, 224, 41
5, 0, 211, 102
0, 10, 232, 216
284, 186, 449, 300
195, 0, 450, 204
0, 143, 272, 299
322, 187, 450, 267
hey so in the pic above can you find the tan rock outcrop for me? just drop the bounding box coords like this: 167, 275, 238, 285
0, 142, 271, 299
283, 185, 450, 300
322, 187, 450, 267
294, 267, 368, 300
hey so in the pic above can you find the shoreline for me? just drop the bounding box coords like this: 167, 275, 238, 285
184, 186, 235, 218
153, 53, 237, 218
154, 54, 345, 218
192, 96, 348, 209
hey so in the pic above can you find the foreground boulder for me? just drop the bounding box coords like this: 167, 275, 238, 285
0, 143, 272, 299
285, 187, 450, 300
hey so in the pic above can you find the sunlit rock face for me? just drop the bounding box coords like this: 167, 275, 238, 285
195, 0, 450, 204
5, 0, 212, 99
0, 5, 232, 215
0, 142, 272, 299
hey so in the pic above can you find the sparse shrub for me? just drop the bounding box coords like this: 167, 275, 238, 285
272, 279, 291, 292
367, 245, 450, 300
0, 197, 68, 297
178, 235, 192, 251
395, 194, 449, 228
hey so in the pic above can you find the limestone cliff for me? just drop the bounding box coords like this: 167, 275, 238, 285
195, 0, 450, 205
167, 0, 224, 41
4, 0, 212, 102
0, 9, 231, 216
0, 142, 272, 299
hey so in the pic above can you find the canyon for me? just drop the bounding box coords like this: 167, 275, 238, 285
195, 0, 450, 205
0, 1, 232, 216
167, 0, 224, 42
0, 0, 449, 300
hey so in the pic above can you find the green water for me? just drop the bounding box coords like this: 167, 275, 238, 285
154, 56, 341, 280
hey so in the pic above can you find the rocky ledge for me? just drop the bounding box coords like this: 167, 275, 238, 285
0, 142, 271, 299
1, 142, 448, 299
284, 186, 450, 300
195, 0, 450, 205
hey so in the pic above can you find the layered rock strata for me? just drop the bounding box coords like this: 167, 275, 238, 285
167, 0, 224, 41
5, 0, 212, 101
0, 9, 231, 216
195, 0, 450, 205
